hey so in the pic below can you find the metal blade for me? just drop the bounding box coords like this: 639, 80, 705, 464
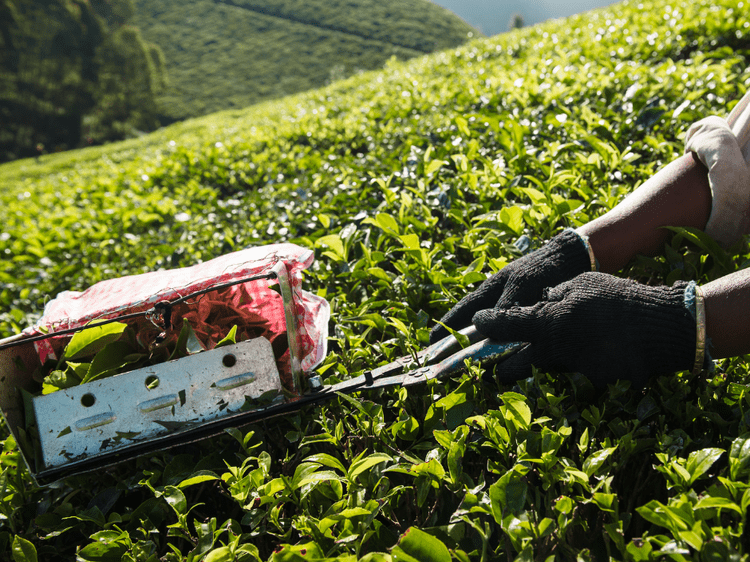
33, 337, 282, 471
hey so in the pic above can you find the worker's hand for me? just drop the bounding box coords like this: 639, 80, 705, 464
430, 229, 592, 344
472, 272, 696, 388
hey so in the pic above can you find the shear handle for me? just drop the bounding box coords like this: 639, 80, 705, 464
368, 325, 483, 380
421, 338, 527, 383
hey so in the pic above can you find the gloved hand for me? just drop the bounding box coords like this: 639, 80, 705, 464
472, 272, 696, 388
430, 229, 592, 344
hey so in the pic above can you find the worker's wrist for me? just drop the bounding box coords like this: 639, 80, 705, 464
571, 229, 598, 272
684, 281, 709, 375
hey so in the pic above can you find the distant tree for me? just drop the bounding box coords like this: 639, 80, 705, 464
83, 25, 166, 142
91, 0, 136, 27
0, 1, 16, 72
0, 1, 98, 161
508, 13, 525, 31
0, 0, 165, 163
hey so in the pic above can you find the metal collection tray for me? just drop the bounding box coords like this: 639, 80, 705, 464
0, 261, 304, 485
33, 336, 283, 474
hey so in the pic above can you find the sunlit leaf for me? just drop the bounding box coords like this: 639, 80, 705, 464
348, 453, 391, 482
392, 527, 451, 562
583, 447, 618, 477
64, 322, 128, 360
12, 536, 37, 562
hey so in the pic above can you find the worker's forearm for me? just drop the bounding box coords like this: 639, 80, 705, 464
702, 269, 750, 358
572, 150, 750, 360
577, 152, 712, 273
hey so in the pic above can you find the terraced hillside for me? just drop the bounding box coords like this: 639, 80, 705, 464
131, 0, 478, 122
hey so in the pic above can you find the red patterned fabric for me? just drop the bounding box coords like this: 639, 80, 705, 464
28, 244, 329, 382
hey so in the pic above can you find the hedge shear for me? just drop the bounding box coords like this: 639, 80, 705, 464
308, 325, 526, 396
26, 323, 526, 482
147, 325, 527, 434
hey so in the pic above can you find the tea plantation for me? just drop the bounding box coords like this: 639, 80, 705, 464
130, 0, 478, 123
2, 0, 750, 559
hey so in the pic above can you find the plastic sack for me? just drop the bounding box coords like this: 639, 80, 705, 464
27, 244, 329, 389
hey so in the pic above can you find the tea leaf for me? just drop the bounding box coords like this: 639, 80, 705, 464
685, 448, 723, 484
64, 322, 128, 361
392, 527, 451, 562
215, 325, 238, 347
348, 453, 391, 482
11, 536, 37, 562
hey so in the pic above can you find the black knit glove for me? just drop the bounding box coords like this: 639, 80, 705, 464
472, 272, 696, 388
430, 229, 592, 344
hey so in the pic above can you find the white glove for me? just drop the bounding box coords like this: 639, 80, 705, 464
684, 90, 750, 247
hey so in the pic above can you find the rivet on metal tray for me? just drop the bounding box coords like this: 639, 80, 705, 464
215, 373, 257, 390
138, 394, 179, 413
75, 412, 116, 431
222, 353, 237, 368
81, 393, 96, 407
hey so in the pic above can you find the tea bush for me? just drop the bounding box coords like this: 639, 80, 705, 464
2, 0, 750, 559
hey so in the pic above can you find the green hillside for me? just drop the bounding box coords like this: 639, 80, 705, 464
131, 0, 478, 122
2, 0, 750, 560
